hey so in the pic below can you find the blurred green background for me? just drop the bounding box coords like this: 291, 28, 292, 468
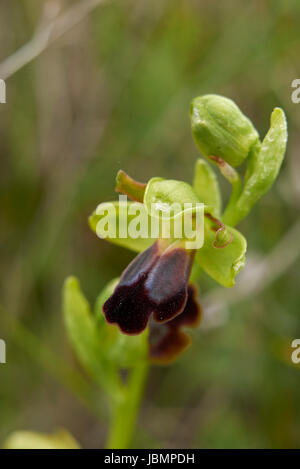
0, 0, 300, 448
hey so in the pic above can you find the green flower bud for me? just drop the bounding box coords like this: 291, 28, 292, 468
190, 94, 260, 167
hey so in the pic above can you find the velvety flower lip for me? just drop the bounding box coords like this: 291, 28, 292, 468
103, 240, 194, 335
103, 242, 160, 334
145, 246, 195, 323
149, 285, 202, 364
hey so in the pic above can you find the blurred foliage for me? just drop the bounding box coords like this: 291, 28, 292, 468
0, 0, 300, 448
3, 428, 80, 449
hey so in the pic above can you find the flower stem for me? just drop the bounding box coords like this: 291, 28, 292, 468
106, 361, 149, 449
208, 155, 242, 224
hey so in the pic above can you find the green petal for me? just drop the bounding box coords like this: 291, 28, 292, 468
115, 170, 146, 202
144, 177, 199, 211
3, 429, 80, 449
224, 108, 287, 226
143, 178, 204, 248
193, 158, 221, 216
89, 201, 155, 253
195, 224, 247, 287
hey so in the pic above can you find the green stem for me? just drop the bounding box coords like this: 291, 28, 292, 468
222, 176, 242, 225
106, 361, 149, 449
208, 155, 242, 225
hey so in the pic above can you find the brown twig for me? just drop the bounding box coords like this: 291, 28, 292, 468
0, 0, 110, 80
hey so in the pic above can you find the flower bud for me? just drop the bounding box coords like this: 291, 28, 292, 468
190, 94, 260, 167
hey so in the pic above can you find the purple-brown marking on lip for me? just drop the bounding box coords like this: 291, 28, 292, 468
103, 240, 196, 336
103, 241, 161, 334
149, 285, 202, 364
167, 284, 201, 329
145, 247, 195, 324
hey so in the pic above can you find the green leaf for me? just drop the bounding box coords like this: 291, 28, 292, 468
195, 224, 247, 287
89, 201, 155, 253
224, 108, 287, 226
3, 429, 80, 449
94, 279, 148, 368
63, 277, 123, 397
193, 158, 221, 217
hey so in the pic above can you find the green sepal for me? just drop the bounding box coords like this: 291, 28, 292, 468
89, 201, 154, 253
223, 108, 287, 226
195, 223, 247, 287
189, 261, 202, 283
